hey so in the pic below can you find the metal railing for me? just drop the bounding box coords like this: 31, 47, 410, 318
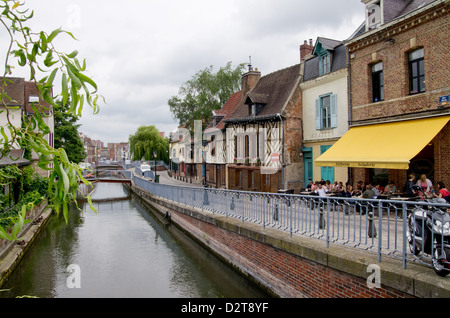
132, 175, 450, 270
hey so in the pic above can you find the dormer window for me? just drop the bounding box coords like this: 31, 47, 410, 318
319, 53, 331, 75
249, 104, 256, 116
245, 93, 267, 117
29, 95, 39, 104
365, 0, 382, 31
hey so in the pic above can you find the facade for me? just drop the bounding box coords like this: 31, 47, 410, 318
107, 142, 130, 163
80, 133, 96, 164
300, 37, 349, 185
204, 91, 242, 188
224, 64, 304, 193
316, 0, 450, 189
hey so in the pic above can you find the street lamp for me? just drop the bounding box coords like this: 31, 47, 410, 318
153, 150, 158, 183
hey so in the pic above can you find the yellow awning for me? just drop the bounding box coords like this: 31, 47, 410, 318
315, 116, 450, 170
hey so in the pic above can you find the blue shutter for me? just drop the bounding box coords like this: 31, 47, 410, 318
315, 98, 321, 130
330, 94, 337, 128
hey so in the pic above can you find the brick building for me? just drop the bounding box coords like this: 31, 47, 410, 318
316, 0, 450, 190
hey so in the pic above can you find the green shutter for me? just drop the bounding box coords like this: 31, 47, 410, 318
330, 94, 337, 128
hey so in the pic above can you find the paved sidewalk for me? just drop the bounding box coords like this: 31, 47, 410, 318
156, 170, 203, 188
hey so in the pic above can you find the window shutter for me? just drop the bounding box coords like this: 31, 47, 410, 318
330, 94, 337, 128
315, 98, 321, 129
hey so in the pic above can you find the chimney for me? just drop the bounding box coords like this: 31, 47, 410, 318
300, 39, 314, 60
241, 67, 261, 99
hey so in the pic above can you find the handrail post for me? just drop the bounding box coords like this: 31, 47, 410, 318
402, 202, 407, 269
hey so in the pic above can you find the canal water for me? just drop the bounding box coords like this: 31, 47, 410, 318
0, 183, 271, 298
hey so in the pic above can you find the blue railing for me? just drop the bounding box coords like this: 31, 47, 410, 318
132, 175, 450, 271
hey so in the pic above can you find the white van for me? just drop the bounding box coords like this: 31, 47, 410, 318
140, 164, 151, 175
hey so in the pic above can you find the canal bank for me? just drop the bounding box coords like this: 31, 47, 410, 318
0, 201, 53, 288
129, 182, 450, 298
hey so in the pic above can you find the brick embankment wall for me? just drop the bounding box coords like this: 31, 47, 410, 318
131, 184, 450, 298
0, 201, 53, 288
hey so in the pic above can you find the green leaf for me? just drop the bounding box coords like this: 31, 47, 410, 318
61, 73, 68, 105
44, 68, 58, 88
11, 210, 24, 240
0, 227, 12, 241
60, 163, 70, 197
62, 201, 69, 224
78, 72, 97, 93
46, 27, 62, 43
67, 50, 78, 58
87, 195, 97, 214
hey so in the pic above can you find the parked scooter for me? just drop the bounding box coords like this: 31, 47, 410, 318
406, 185, 450, 276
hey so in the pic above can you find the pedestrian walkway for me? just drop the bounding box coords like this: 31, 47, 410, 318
156, 170, 203, 188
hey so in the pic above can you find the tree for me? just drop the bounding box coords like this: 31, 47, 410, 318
0, 1, 102, 240
54, 99, 86, 164
168, 62, 246, 130
129, 126, 169, 163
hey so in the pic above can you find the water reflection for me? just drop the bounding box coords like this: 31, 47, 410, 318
1, 183, 270, 298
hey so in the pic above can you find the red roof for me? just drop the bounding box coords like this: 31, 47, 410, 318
206, 91, 242, 131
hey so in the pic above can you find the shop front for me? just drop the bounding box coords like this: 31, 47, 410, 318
315, 115, 450, 189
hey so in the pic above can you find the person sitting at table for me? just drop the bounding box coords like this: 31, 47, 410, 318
404, 174, 416, 197
431, 181, 450, 204
372, 183, 381, 197
315, 181, 328, 197
416, 174, 432, 199
384, 181, 397, 194
361, 184, 376, 199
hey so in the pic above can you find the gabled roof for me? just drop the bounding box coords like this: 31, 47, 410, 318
313, 37, 342, 55
205, 91, 242, 131
246, 92, 268, 105
1, 77, 24, 107
225, 64, 301, 123
303, 40, 347, 82
0, 149, 31, 168
347, 0, 437, 41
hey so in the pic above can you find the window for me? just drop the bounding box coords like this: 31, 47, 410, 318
315, 94, 337, 130
210, 136, 215, 157
371, 62, 384, 102
409, 48, 425, 95
29, 95, 40, 103
319, 53, 331, 75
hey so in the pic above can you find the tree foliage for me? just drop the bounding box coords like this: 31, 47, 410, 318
168, 62, 245, 130
129, 125, 169, 163
54, 99, 86, 164
0, 0, 103, 240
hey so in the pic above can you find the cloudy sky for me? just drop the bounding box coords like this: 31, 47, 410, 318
3, 0, 365, 144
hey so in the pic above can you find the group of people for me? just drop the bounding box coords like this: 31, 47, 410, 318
306, 175, 450, 204
404, 174, 450, 203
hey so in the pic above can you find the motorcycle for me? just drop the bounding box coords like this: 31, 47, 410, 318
406, 185, 450, 277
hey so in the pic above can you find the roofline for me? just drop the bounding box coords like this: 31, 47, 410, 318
345, 0, 445, 46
